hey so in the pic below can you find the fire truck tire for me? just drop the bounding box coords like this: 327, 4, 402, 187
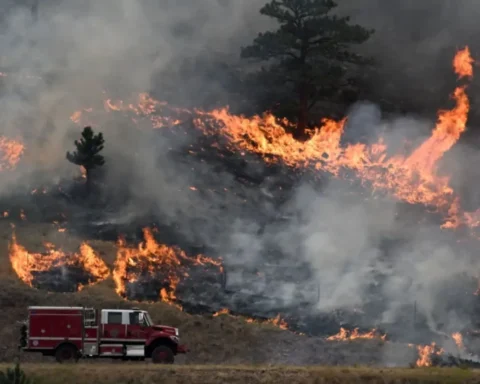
151, 345, 174, 364
55, 344, 79, 363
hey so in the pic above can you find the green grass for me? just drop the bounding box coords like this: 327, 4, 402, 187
1, 363, 479, 384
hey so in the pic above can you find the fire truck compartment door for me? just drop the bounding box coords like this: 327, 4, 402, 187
125, 345, 145, 357
83, 342, 98, 356
101, 311, 127, 339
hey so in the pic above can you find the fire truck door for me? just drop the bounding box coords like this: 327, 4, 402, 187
102, 311, 127, 340
126, 312, 147, 342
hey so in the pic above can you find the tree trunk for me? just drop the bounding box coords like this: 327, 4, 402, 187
296, 83, 309, 139
85, 167, 91, 195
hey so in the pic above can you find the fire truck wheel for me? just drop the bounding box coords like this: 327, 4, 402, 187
55, 344, 79, 363
151, 346, 174, 364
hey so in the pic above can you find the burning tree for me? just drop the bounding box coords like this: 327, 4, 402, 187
66, 126, 105, 192
241, 0, 373, 134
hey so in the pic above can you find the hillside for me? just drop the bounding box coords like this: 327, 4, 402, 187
0, 220, 420, 367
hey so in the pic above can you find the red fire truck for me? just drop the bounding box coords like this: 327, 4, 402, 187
18, 306, 188, 363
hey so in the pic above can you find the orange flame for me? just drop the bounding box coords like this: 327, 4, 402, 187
326, 327, 386, 341
9, 232, 109, 289
453, 46, 474, 79
452, 332, 465, 351
67, 48, 478, 233
213, 308, 230, 317
416, 342, 444, 367
213, 308, 289, 330
79, 166, 87, 179
113, 227, 222, 308
0, 136, 24, 171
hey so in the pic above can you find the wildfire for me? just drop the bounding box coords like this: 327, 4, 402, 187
326, 327, 386, 341
213, 308, 289, 330
79, 166, 87, 179
9, 232, 110, 290
452, 332, 465, 351
68, 47, 478, 234
416, 342, 445, 367
213, 308, 230, 317
113, 227, 223, 308
453, 46, 474, 79
246, 313, 289, 330
0, 136, 24, 171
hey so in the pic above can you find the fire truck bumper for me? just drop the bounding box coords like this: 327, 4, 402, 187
177, 344, 188, 354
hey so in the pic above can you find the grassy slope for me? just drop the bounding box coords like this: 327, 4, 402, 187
2, 364, 480, 384
0, 220, 288, 364
2, 220, 479, 383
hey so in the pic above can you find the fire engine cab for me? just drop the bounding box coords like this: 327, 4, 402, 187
18, 306, 188, 363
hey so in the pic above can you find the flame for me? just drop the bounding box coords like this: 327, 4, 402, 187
9, 232, 109, 289
326, 327, 386, 341
453, 46, 474, 79
416, 342, 444, 367
0, 136, 24, 171
258, 314, 289, 330
452, 332, 465, 351
213, 308, 230, 317
213, 308, 289, 330
66, 48, 480, 234
113, 227, 222, 308
79, 166, 87, 179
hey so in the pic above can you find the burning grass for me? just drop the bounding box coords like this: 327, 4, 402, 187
0, 221, 478, 369
8, 229, 110, 291
68, 47, 480, 238
2, 363, 479, 384
113, 227, 223, 308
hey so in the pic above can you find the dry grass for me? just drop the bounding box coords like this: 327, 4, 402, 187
2, 220, 479, 381
0, 221, 287, 364
1, 363, 479, 384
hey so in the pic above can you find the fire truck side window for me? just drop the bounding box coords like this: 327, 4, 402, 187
129, 312, 140, 325
107, 312, 123, 324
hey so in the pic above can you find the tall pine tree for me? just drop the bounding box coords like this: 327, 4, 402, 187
241, 0, 373, 133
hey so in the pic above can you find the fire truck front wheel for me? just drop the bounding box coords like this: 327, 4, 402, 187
55, 344, 80, 363
151, 346, 174, 364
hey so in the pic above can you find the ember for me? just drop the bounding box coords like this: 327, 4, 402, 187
0, 136, 24, 171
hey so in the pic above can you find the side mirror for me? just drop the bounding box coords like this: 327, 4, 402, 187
138, 312, 144, 325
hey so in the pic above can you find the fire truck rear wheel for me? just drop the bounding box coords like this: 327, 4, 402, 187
151, 346, 174, 364
55, 344, 79, 363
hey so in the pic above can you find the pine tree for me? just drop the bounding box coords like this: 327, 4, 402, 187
66, 126, 105, 192
241, 0, 374, 133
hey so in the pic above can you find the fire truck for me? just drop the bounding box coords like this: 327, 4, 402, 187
18, 306, 188, 363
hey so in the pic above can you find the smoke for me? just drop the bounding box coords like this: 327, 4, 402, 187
221, 102, 480, 347
2, 0, 480, 355
0, 0, 272, 222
